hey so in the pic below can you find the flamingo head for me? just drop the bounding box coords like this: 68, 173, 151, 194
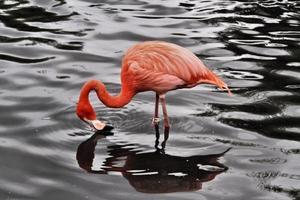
76, 101, 113, 131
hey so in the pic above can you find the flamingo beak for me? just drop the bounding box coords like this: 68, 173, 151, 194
83, 118, 114, 131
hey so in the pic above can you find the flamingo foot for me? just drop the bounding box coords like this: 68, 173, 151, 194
152, 117, 161, 125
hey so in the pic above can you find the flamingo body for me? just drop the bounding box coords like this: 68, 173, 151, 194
122, 41, 228, 93
76, 41, 230, 130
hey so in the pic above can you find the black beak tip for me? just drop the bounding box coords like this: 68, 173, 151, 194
103, 124, 114, 131
95, 124, 114, 135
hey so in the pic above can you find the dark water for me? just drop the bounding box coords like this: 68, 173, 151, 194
1, 0, 300, 199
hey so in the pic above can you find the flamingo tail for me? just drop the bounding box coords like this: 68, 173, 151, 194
198, 71, 232, 96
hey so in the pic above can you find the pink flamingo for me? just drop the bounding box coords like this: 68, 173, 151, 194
76, 41, 231, 131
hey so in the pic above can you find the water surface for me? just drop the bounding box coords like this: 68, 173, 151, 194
0, 0, 300, 199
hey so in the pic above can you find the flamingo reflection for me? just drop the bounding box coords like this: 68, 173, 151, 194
76, 131, 230, 193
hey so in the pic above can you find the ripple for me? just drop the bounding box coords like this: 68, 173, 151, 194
250, 157, 287, 164
6, 6, 78, 23
96, 31, 156, 41
270, 31, 300, 36
221, 70, 264, 80
229, 39, 269, 45
283, 105, 300, 117
142, 4, 186, 15
207, 54, 277, 61
238, 45, 290, 56
276, 70, 300, 81
285, 85, 300, 89
56, 75, 71, 79
179, 3, 195, 8
0, 53, 55, 63
287, 62, 300, 67
1, 0, 300, 199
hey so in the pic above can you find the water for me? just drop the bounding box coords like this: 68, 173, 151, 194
0, 0, 300, 199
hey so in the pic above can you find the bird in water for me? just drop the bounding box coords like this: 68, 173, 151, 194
76, 41, 231, 131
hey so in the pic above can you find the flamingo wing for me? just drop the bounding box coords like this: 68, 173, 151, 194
126, 61, 186, 93
122, 41, 229, 93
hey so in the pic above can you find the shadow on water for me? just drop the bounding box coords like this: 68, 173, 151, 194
76, 128, 229, 194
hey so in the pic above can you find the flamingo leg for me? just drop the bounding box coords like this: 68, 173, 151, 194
159, 94, 170, 144
159, 94, 170, 128
152, 94, 160, 125
155, 93, 159, 118
154, 118, 169, 150
161, 127, 169, 149
154, 124, 160, 149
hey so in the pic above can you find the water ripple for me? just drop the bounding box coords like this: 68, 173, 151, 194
1, 0, 300, 200
0, 53, 55, 63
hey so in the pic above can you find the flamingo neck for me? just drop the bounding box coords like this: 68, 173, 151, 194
77, 80, 134, 120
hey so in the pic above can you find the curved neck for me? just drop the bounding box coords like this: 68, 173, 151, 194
79, 80, 135, 108
77, 80, 135, 121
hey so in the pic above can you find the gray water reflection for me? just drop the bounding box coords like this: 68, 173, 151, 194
0, 0, 300, 199
76, 132, 229, 193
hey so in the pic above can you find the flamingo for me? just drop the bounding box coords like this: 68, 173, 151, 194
76, 41, 231, 131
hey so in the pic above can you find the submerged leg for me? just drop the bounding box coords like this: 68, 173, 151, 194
155, 93, 159, 118
154, 124, 160, 149
152, 94, 160, 125
161, 127, 169, 149
154, 120, 169, 150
